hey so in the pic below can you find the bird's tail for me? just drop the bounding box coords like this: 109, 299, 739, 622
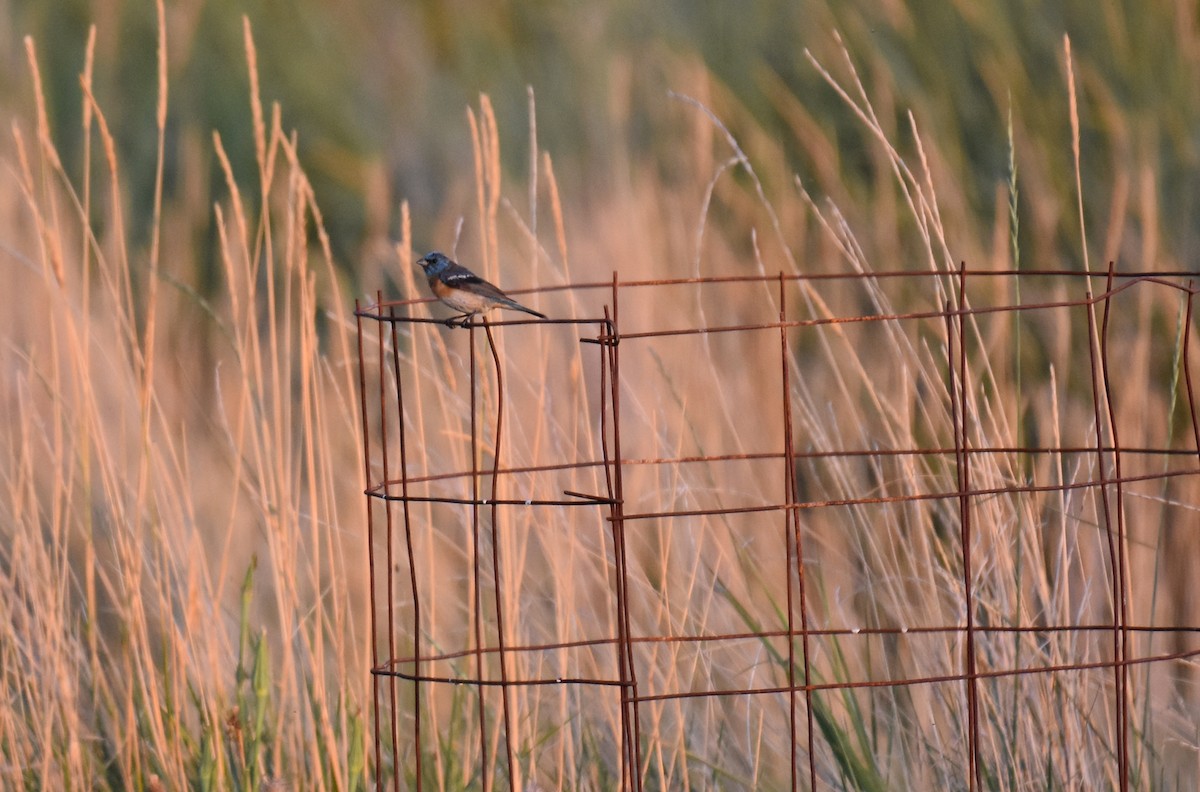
505, 300, 547, 319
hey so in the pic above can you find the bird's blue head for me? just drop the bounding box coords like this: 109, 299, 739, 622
418, 251, 452, 276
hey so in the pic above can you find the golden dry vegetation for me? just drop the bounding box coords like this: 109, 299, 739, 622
3, 6, 1200, 791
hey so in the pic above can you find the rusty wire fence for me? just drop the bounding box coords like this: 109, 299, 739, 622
356, 266, 1200, 790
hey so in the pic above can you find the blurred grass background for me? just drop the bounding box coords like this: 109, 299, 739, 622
4, 0, 1200, 789
9, 0, 1200, 277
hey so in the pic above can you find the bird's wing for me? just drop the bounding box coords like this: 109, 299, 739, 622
441, 264, 511, 301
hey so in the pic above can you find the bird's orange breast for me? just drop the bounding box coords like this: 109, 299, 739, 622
431, 277, 493, 314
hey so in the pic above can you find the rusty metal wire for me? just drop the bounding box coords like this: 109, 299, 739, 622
357, 266, 1200, 790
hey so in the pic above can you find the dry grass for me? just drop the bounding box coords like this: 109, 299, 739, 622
2, 13, 365, 790
2, 13, 1200, 792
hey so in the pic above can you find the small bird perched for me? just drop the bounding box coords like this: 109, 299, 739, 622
417, 251, 547, 326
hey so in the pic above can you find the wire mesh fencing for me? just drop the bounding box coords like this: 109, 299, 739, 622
356, 266, 1200, 790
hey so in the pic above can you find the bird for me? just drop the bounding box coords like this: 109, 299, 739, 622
417, 251, 547, 326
